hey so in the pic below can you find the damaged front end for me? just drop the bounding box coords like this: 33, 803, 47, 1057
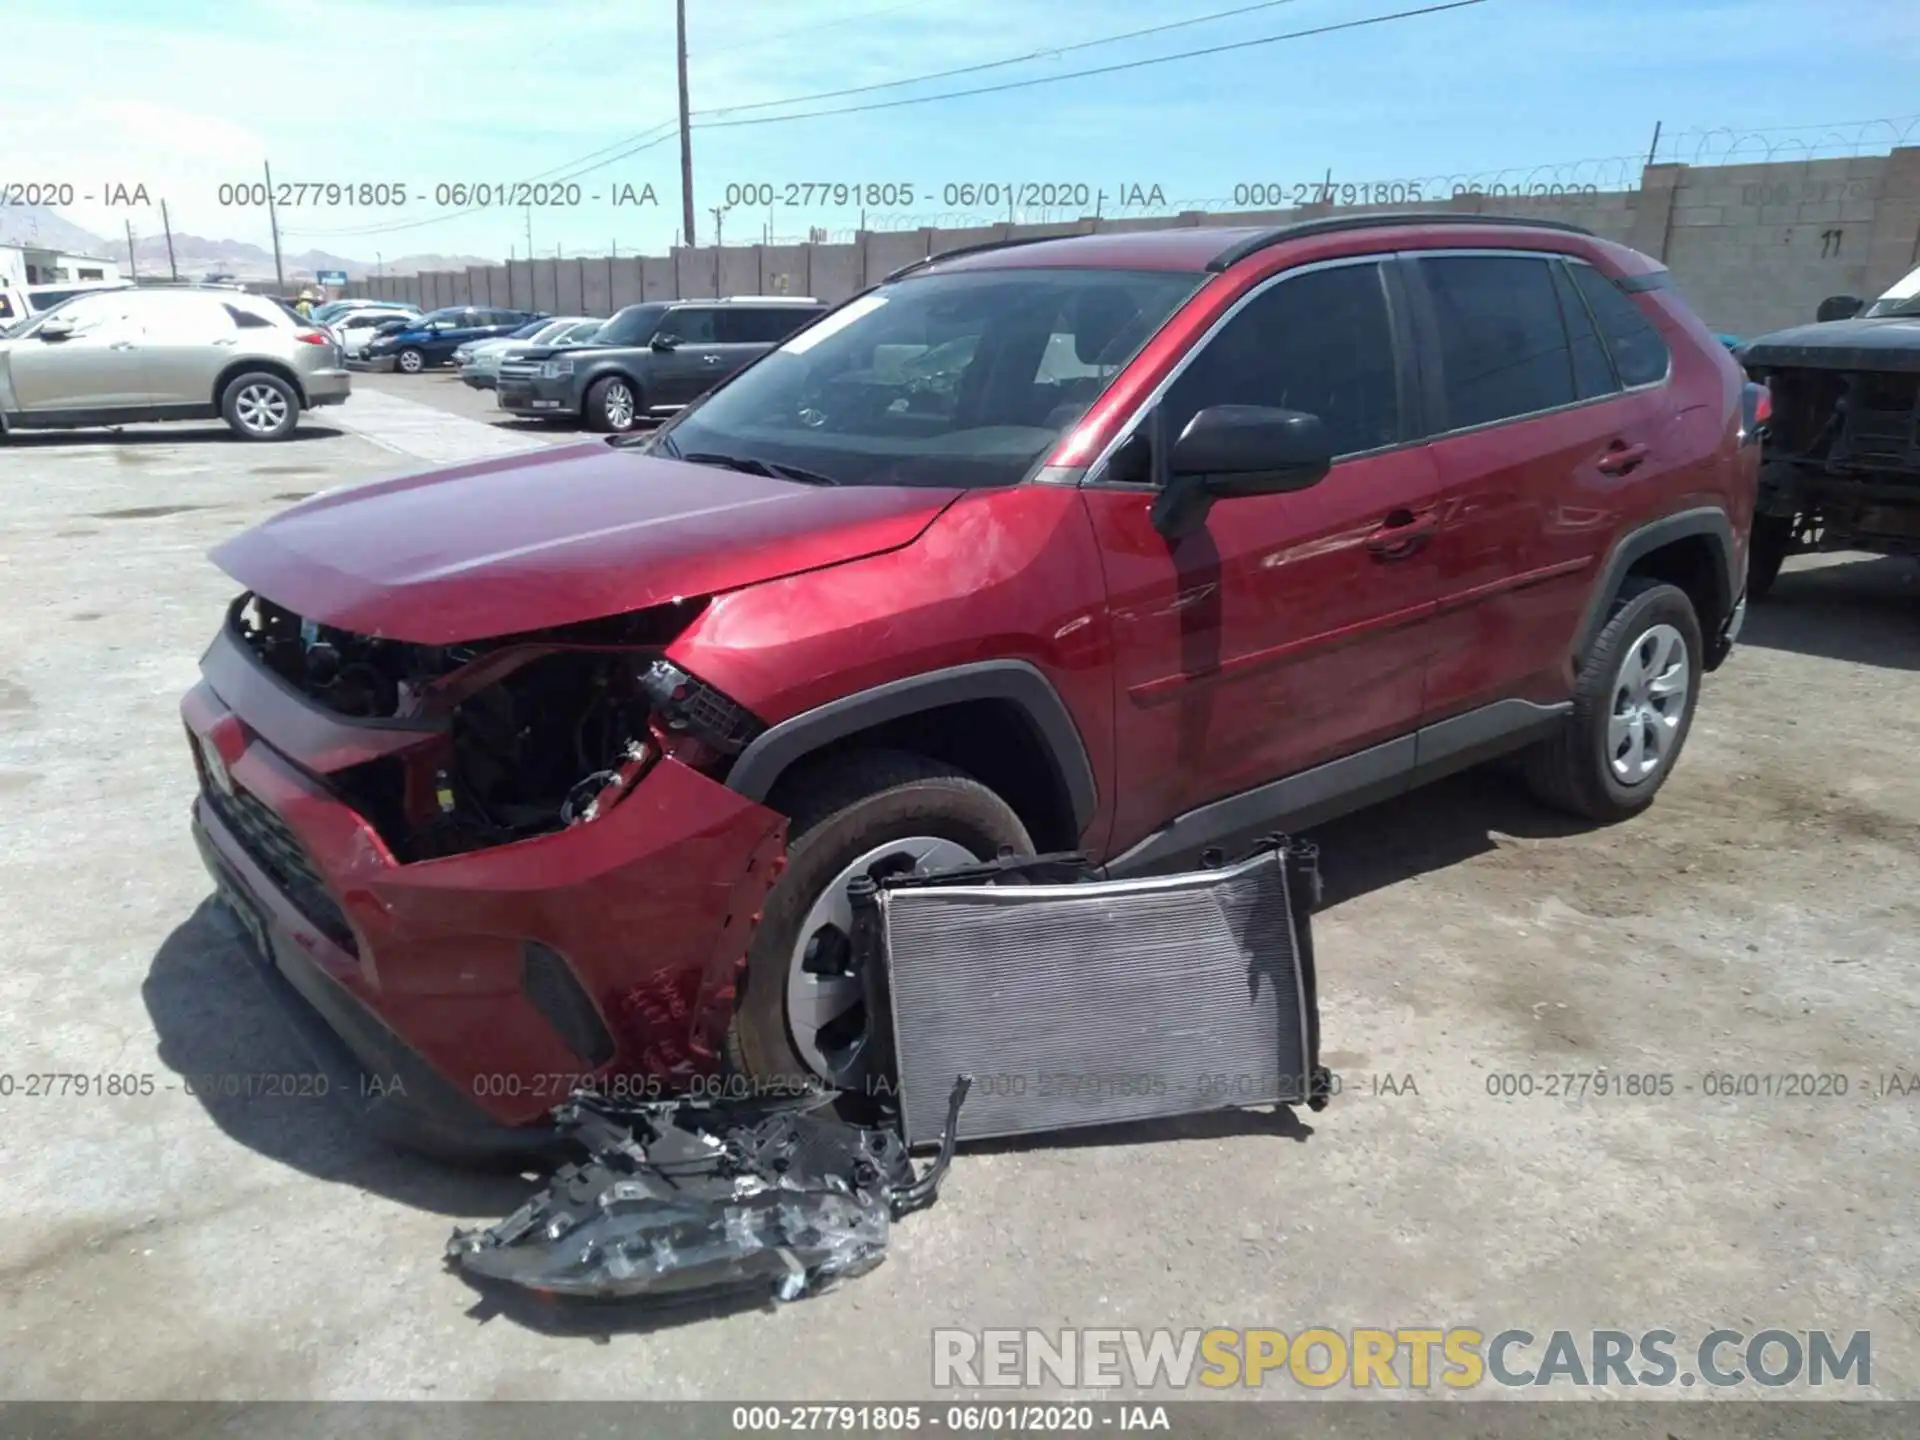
229, 592, 763, 860
185, 590, 792, 1141
1748, 366, 1920, 562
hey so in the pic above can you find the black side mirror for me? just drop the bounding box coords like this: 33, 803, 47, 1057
651, 333, 680, 351
1151, 405, 1332, 540
1816, 295, 1864, 322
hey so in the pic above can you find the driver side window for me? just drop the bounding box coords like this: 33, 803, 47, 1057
1157, 260, 1403, 468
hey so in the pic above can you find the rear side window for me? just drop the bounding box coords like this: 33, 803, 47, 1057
719, 306, 819, 343
1571, 264, 1671, 387
1418, 255, 1575, 429
1549, 262, 1618, 401
224, 303, 274, 329
1162, 261, 1403, 460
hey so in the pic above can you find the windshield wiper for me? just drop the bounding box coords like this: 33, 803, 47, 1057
679, 451, 840, 486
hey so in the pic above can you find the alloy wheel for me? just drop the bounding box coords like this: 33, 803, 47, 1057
1608, 622, 1689, 785
785, 835, 979, 1088
603, 381, 635, 430
233, 383, 290, 436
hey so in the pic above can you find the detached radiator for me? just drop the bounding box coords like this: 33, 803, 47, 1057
850, 837, 1328, 1146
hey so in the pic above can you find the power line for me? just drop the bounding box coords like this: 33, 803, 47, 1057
289, 0, 1486, 240
699, 0, 1316, 119
698, 0, 1488, 130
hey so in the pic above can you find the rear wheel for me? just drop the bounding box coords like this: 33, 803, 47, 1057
1523, 577, 1702, 822
726, 750, 1033, 1090
220, 372, 299, 441
585, 376, 639, 432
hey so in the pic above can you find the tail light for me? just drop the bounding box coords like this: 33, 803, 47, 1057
293, 329, 330, 346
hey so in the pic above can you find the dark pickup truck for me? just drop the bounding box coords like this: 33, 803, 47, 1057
497, 296, 827, 432
1737, 263, 1920, 598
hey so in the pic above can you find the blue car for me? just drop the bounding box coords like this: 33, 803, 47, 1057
363, 305, 548, 374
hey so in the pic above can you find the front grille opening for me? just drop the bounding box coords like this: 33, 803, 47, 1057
521, 941, 616, 1067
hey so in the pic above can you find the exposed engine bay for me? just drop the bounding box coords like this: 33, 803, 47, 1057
1748, 368, 1920, 555
232, 593, 764, 861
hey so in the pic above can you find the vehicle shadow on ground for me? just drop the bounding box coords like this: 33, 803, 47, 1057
1740, 555, 1920, 671
2, 425, 349, 447
142, 899, 538, 1218
1302, 766, 1596, 911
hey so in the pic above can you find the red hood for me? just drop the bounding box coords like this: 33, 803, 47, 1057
211, 441, 962, 644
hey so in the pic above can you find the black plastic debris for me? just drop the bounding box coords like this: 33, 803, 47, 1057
445, 1078, 969, 1307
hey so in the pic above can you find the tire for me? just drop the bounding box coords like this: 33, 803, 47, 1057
584, 375, 640, 433
725, 750, 1033, 1088
220, 371, 300, 441
396, 347, 425, 374
1522, 577, 1703, 823
1748, 513, 1793, 601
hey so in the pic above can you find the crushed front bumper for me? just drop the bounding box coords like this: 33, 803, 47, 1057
180, 639, 787, 1151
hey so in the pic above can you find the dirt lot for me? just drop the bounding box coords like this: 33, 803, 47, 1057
2, 380, 1918, 1406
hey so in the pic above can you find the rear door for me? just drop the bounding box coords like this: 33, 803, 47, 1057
1408, 250, 1667, 720
131, 291, 248, 406
649, 305, 726, 405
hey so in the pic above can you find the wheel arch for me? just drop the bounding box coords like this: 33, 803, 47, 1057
214, 359, 306, 411
1574, 506, 1735, 670
725, 660, 1098, 852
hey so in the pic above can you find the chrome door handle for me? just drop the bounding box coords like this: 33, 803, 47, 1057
109, 341, 139, 350
213, 337, 239, 347
701, 353, 723, 364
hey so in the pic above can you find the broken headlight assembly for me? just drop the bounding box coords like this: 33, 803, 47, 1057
228, 593, 767, 863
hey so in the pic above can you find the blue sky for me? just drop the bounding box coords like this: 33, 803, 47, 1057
5, 0, 1919, 264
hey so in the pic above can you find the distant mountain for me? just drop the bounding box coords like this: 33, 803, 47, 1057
0, 206, 494, 280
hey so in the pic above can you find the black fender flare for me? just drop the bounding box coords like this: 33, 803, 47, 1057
1573, 505, 1736, 666
725, 659, 1099, 835
581, 365, 644, 410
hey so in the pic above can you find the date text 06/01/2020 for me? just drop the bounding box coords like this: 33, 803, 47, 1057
210, 181, 661, 209
720, 182, 1170, 211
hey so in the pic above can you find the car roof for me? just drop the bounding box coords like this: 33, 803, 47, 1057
890, 213, 1608, 281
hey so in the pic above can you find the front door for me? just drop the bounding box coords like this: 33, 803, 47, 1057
6, 292, 151, 411
649, 306, 728, 407
1080, 257, 1446, 860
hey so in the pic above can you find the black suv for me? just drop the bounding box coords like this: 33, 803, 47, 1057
496, 296, 827, 431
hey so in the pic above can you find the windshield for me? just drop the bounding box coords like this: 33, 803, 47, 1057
508, 319, 555, 340
311, 301, 355, 323
594, 303, 668, 346
1863, 263, 1920, 319
651, 267, 1202, 489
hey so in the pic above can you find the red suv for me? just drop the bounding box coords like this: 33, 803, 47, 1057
183, 215, 1759, 1158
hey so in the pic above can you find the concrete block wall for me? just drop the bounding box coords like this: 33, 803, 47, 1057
344, 148, 1920, 339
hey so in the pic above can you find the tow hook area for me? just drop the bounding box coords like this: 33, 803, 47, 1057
446, 835, 1329, 1317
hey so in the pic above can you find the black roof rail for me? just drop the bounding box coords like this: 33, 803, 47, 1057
1206, 211, 1596, 271
883, 232, 1080, 283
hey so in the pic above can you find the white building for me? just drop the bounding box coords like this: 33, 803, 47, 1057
0, 243, 122, 289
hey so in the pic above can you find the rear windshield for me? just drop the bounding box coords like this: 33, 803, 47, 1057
650, 268, 1203, 490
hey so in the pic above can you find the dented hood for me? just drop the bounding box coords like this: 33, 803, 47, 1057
212, 441, 962, 644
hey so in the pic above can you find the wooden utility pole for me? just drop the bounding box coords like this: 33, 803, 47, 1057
124, 220, 138, 280
1645, 121, 1663, 169
264, 160, 285, 289
677, 0, 696, 248
160, 200, 179, 280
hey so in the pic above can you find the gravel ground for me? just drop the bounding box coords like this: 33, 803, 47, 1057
2, 384, 1917, 1411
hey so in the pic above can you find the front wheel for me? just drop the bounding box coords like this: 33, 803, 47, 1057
396, 347, 425, 374
221, 372, 299, 441
584, 376, 639, 432
1522, 577, 1703, 822
725, 751, 1033, 1090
